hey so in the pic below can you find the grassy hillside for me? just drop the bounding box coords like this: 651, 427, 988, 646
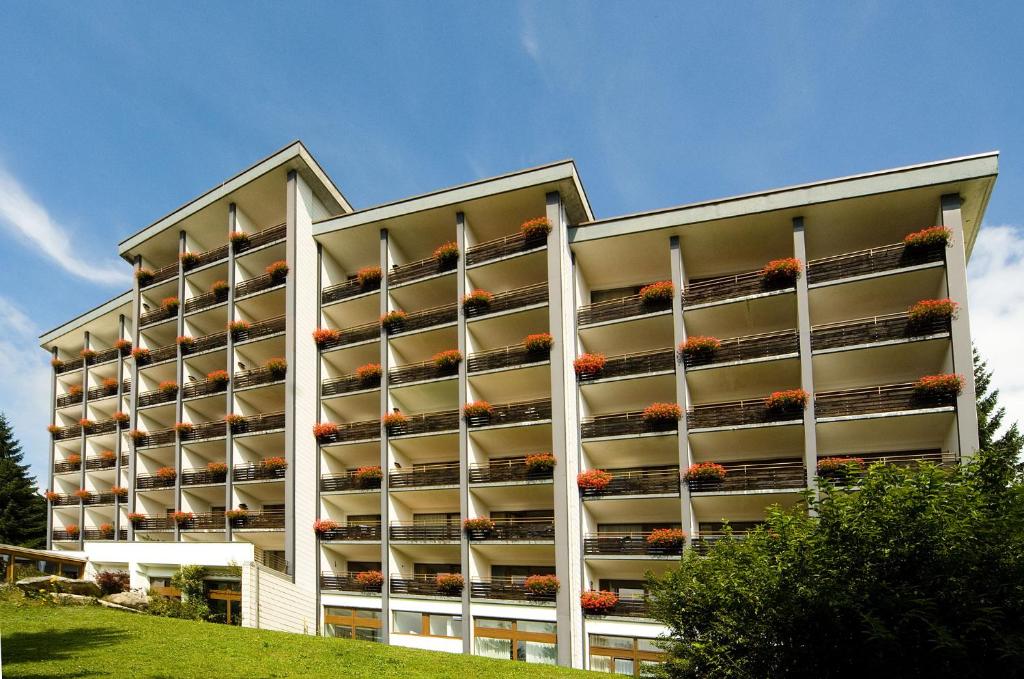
0, 600, 596, 678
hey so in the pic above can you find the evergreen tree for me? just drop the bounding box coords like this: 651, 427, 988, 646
975, 347, 1023, 463
0, 412, 47, 548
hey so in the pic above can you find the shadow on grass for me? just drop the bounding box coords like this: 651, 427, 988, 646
2, 625, 127, 675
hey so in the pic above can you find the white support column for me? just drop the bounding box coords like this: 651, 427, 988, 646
46, 347, 57, 549
225, 203, 237, 538
669, 236, 695, 542
455, 211, 472, 654
127, 255, 142, 541
173, 231, 186, 540
114, 314, 126, 540
378, 227, 391, 645
79, 330, 90, 549
792, 217, 818, 489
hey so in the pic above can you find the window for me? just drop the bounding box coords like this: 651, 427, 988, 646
324, 606, 382, 642
413, 563, 461, 577
589, 634, 665, 676
474, 617, 557, 665
392, 611, 462, 638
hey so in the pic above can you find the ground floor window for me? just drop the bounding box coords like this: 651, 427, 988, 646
205, 581, 242, 625
589, 634, 665, 675
393, 611, 462, 638
474, 617, 557, 664
324, 606, 382, 642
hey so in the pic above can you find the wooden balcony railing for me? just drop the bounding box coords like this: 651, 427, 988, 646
318, 321, 380, 350
465, 518, 556, 541
84, 529, 127, 541
138, 386, 177, 408
322, 372, 379, 397
131, 515, 173, 531
322, 277, 379, 305
141, 262, 178, 288
687, 460, 805, 493
228, 411, 286, 435
468, 458, 555, 484
89, 347, 122, 365
53, 459, 81, 474
178, 420, 227, 442
386, 410, 460, 437
132, 427, 176, 448
49, 494, 78, 506
807, 241, 946, 285
186, 331, 228, 354
587, 596, 651, 618
577, 349, 675, 382
234, 509, 285, 529
232, 366, 285, 391
389, 522, 461, 541
464, 283, 548, 319
466, 231, 547, 266
388, 359, 458, 386
87, 420, 123, 436
578, 293, 671, 326
183, 288, 228, 314
683, 268, 788, 307
54, 357, 85, 374
580, 411, 678, 438
471, 577, 557, 602
81, 492, 118, 506
466, 399, 552, 428
51, 531, 80, 541
389, 254, 457, 287
319, 523, 382, 541
389, 462, 460, 489
84, 454, 128, 471
691, 531, 750, 555
688, 398, 802, 430
55, 392, 83, 409
389, 576, 461, 597
387, 303, 458, 335
86, 380, 131, 402
814, 382, 956, 419
136, 473, 176, 490
580, 466, 680, 498
233, 315, 286, 343
235, 272, 284, 299
177, 511, 226, 530
320, 571, 382, 593
233, 463, 287, 482
184, 244, 228, 270
51, 424, 82, 441
584, 532, 684, 556
180, 379, 227, 400
467, 344, 549, 373
140, 305, 176, 327
180, 467, 227, 486
811, 313, 951, 352
320, 470, 381, 492
683, 330, 799, 369
144, 344, 178, 364
316, 420, 380, 444
236, 223, 286, 253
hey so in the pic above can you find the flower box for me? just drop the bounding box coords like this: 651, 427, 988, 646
156, 467, 177, 480
646, 528, 686, 550
207, 370, 230, 386
210, 280, 229, 296
684, 462, 727, 483
524, 333, 554, 352
51, 357, 64, 370
525, 453, 556, 474
760, 257, 802, 288
67, 385, 83, 398
99, 450, 117, 462
206, 462, 228, 475
64, 524, 80, 537
903, 226, 951, 249
66, 453, 81, 466
110, 486, 128, 498
227, 320, 251, 338
180, 251, 200, 268
313, 519, 339, 536
114, 339, 133, 354
173, 422, 193, 436
764, 389, 808, 412
160, 296, 179, 313
354, 466, 382, 486
229, 230, 250, 247
313, 422, 338, 441
47, 424, 61, 435
354, 570, 384, 590
913, 373, 964, 399
266, 260, 289, 282
580, 590, 619, 614
462, 401, 494, 421
642, 402, 682, 423
261, 456, 288, 471
80, 348, 97, 361
461, 289, 493, 310
128, 430, 147, 443
521, 216, 552, 239
381, 412, 408, 431
816, 457, 866, 479
639, 281, 674, 305
679, 335, 722, 358
176, 336, 195, 352
312, 327, 341, 346
433, 241, 459, 267
223, 413, 244, 430
356, 363, 382, 384
127, 513, 145, 524
97, 523, 114, 537
158, 380, 179, 395
463, 517, 496, 534
170, 511, 194, 527
45, 491, 60, 502
434, 573, 464, 595
573, 353, 606, 378
523, 574, 560, 596
356, 266, 382, 288
131, 347, 151, 363
908, 298, 958, 325
380, 310, 407, 332
577, 469, 613, 491
78, 418, 94, 430
264, 357, 288, 379
135, 268, 154, 285
226, 509, 249, 526
102, 378, 120, 395
432, 349, 463, 370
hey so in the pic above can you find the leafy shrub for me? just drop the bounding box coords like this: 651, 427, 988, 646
96, 571, 130, 596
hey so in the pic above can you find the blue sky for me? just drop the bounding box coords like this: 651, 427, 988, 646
1, 1, 1023, 482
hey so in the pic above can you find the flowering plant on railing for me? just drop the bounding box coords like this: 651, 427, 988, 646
156, 466, 177, 479
913, 373, 964, 399
99, 450, 117, 462
66, 453, 81, 466
433, 349, 463, 370
227, 320, 251, 339
577, 469, 613, 491
679, 336, 722, 358
229, 230, 250, 247
356, 265, 382, 288
44, 490, 60, 502
135, 268, 155, 286
160, 296, 179, 313
176, 336, 195, 352
462, 401, 494, 420
433, 241, 459, 267
72, 487, 91, 500
463, 517, 496, 533
127, 513, 145, 524
573, 353, 606, 378
524, 574, 560, 596
639, 281, 674, 305
462, 289, 493, 310
98, 523, 114, 537
354, 465, 382, 485
114, 338, 133, 354
380, 310, 407, 332
764, 389, 809, 412
261, 456, 288, 471
313, 422, 339, 441
67, 385, 83, 398
110, 486, 128, 498
642, 402, 683, 423
264, 357, 288, 379
313, 327, 341, 346
313, 519, 339, 536
51, 357, 65, 370
102, 378, 120, 395
525, 453, 556, 473
761, 257, 803, 288
908, 298, 959, 324
226, 509, 249, 523
903, 226, 951, 249
131, 347, 151, 362
128, 429, 147, 443
170, 511, 194, 526
355, 570, 384, 588
206, 461, 228, 475
223, 413, 244, 430
646, 528, 687, 550
434, 573, 465, 595
266, 260, 289, 282
47, 424, 61, 435
684, 462, 727, 483
180, 251, 200, 268
356, 363, 382, 383
521, 216, 552, 239
64, 524, 80, 537
173, 422, 193, 437
207, 370, 230, 386
524, 332, 554, 352
78, 418, 95, 431
210, 279, 229, 295
816, 457, 866, 478
580, 590, 619, 614
80, 348, 97, 361
382, 412, 408, 431
158, 380, 179, 395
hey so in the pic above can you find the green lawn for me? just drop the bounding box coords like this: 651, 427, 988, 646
0, 601, 596, 678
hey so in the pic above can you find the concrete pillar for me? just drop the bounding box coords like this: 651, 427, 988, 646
792, 217, 818, 489
669, 236, 695, 542
46, 347, 57, 549
174, 231, 186, 539
128, 255, 142, 540
378, 226, 391, 644
284, 172, 298, 578
114, 314, 126, 540
455, 212, 472, 654
225, 203, 238, 537
79, 330, 89, 549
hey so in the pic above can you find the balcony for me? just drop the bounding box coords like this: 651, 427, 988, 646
178, 420, 227, 442
178, 512, 226, 530
51, 424, 81, 441
54, 357, 85, 375
386, 410, 459, 437
577, 349, 675, 382
235, 272, 284, 299
464, 283, 548, 319
807, 241, 946, 285
322, 372, 379, 397
686, 460, 805, 493
136, 386, 172, 410
467, 344, 549, 373
578, 293, 671, 326
466, 231, 547, 267
586, 596, 650, 619
233, 366, 285, 391
130, 515, 173, 531
87, 380, 130, 401
182, 243, 228, 271
84, 453, 128, 470
53, 459, 81, 474
814, 382, 956, 419
86, 419, 124, 437
389, 254, 457, 287
683, 269, 793, 307
389, 359, 458, 387
84, 528, 127, 540
471, 577, 557, 602
132, 427, 176, 448
227, 412, 286, 436
688, 398, 802, 430
81, 491, 119, 506
468, 458, 555, 484
318, 523, 382, 541
691, 531, 750, 555
465, 518, 555, 541
233, 510, 285, 529
49, 494, 78, 507
682, 330, 799, 369
183, 287, 228, 314
234, 463, 287, 482
87, 347, 122, 366
466, 399, 551, 428
389, 576, 460, 597
55, 392, 83, 408
580, 411, 678, 439
136, 473, 176, 490
180, 467, 227, 486
51, 530, 80, 542
137, 343, 177, 365
141, 261, 178, 289
320, 571, 382, 593
139, 305, 176, 327
233, 315, 286, 344
811, 313, 951, 352
389, 522, 461, 542
236, 223, 286, 253
316, 420, 380, 444
322, 277, 379, 305
584, 532, 683, 557
318, 321, 380, 350
181, 379, 228, 400
320, 470, 381, 492
389, 462, 460, 489
580, 466, 680, 499
386, 304, 458, 335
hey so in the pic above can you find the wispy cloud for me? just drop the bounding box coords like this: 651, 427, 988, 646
0, 164, 130, 286
968, 224, 1024, 432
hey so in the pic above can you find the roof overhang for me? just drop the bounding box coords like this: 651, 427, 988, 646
39, 290, 132, 347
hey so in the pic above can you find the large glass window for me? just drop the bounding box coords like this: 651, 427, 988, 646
324, 606, 382, 642
474, 617, 557, 665
589, 634, 665, 676
391, 611, 462, 638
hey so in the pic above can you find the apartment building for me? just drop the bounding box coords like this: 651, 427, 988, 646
39, 141, 996, 672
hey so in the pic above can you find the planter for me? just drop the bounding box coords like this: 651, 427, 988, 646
264, 358, 288, 380
229, 230, 250, 248
356, 266, 382, 288
461, 289, 493, 311
227, 320, 251, 339
523, 574, 560, 596
577, 469, 613, 492
226, 510, 249, 527
135, 268, 154, 286
265, 260, 289, 282
160, 297, 179, 313
381, 412, 408, 433
223, 414, 244, 431
639, 281, 673, 305
261, 457, 288, 473
354, 466, 383, 487
176, 335, 195, 351
903, 226, 951, 249
524, 333, 554, 353
210, 280, 229, 296
356, 363, 382, 384
434, 573, 464, 595
463, 517, 496, 538
180, 252, 200, 268
816, 456, 865, 480
131, 348, 151, 363
380, 311, 407, 333
313, 328, 341, 347
313, 519, 339, 537
354, 570, 384, 591
170, 511, 194, 528
520, 216, 552, 240
907, 298, 958, 325
580, 590, 619, 614
525, 453, 556, 475
573, 353, 606, 378
679, 336, 721, 359
114, 339, 133, 354
313, 422, 338, 441
646, 528, 686, 552
765, 389, 808, 412
158, 380, 179, 395
207, 370, 230, 387
642, 402, 682, 424
433, 241, 459, 268
760, 257, 802, 288
462, 401, 493, 424
432, 349, 463, 371
913, 373, 964, 399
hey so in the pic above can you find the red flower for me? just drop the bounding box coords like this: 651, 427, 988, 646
580, 590, 619, 613
908, 298, 959, 323
229, 230, 249, 246
461, 289, 493, 309
573, 353, 606, 377
173, 422, 193, 435
156, 466, 177, 479
210, 280, 229, 295
354, 465, 382, 482
67, 385, 83, 397
380, 310, 407, 331
523, 574, 560, 595
227, 320, 251, 335
914, 373, 964, 398
642, 402, 682, 422
261, 456, 287, 470
78, 418, 94, 429
462, 401, 494, 419
313, 519, 339, 536
64, 524, 80, 536
66, 453, 81, 465
206, 462, 228, 474
432, 349, 463, 370
264, 358, 288, 378
433, 241, 459, 265
158, 380, 179, 394
434, 573, 464, 595
114, 339, 132, 353
761, 258, 802, 287
135, 268, 154, 285
463, 517, 496, 532
639, 281, 674, 304
265, 260, 289, 280
180, 252, 200, 267
817, 457, 866, 475
684, 463, 727, 482
525, 453, 556, 472
679, 336, 722, 356
355, 363, 382, 383
98, 450, 117, 461
206, 370, 230, 385
520, 216, 552, 239
170, 511, 193, 526
577, 469, 613, 491
223, 413, 244, 427
764, 389, 808, 411
903, 226, 951, 249
313, 422, 338, 440
110, 486, 128, 497
355, 570, 384, 588
131, 347, 151, 361
44, 490, 60, 502
73, 488, 92, 500
646, 528, 686, 548
127, 513, 145, 523
356, 266, 382, 288
79, 348, 97, 360
160, 296, 179, 312
176, 335, 195, 348
382, 412, 408, 428
312, 327, 341, 346
524, 333, 554, 352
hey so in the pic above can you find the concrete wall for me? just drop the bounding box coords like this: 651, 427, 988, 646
243, 561, 316, 634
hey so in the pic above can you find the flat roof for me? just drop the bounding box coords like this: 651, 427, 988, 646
0, 543, 87, 564
38, 290, 132, 346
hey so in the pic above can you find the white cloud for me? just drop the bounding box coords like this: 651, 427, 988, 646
519, 4, 540, 63
968, 224, 1024, 433
0, 296, 52, 487
0, 165, 130, 286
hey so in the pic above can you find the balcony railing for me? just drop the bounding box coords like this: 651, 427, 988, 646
468, 458, 555, 484
236, 223, 286, 253
390, 576, 461, 597
143, 344, 178, 365
584, 532, 684, 556
183, 288, 228, 314
178, 420, 227, 442
688, 398, 802, 430
141, 262, 178, 288
691, 531, 750, 555
233, 510, 285, 529
578, 293, 671, 326
316, 420, 381, 444
180, 379, 227, 400
322, 372, 379, 397
137, 386, 176, 408
388, 359, 459, 386
389, 254, 457, 287
54, 357, 85, 374
389, 522, 461, 541
687, 460, 806, 493
132, 428, 176, 448
136, 473, 176, 490
319, 523, 382, 541
807, 241, 946, 285
465, 283, 548, 319
580, 411, 678, 438
83, 528, 127, 541
178, 512, 226, 530
51, 424, 81, 441
386, 410, 460, 437
465, 518, 556, 541
139, 305, 176, 327
81, 491, 118, 506
587, 596, 650, 618
89, 347, 122, 365
232, 366, 285, 391
84, 453, 126, 470
233, 463, 287, 482
471, 577, 557, 602
811, 313, 951, 352
389, 462, 460, 488
319, 470, 380, 492
387, 303, 458, 335
577, 349, 675, 382
86, 380, 131, 402
228, 411, 286, 436
318, 321, 380, 350
320, 571, 382, 593
467, 344, 549, 373
235, 272, 284, 299
683, 269, 791, 307
322, 277, 379, 305
53, 459, 81, 474
55, 392, 83, 408
183, 243, 228, 270
131, 515, 173, 531
180, 467, 227, 486
683, 330, 800, 368
814, 382, 956, 419
49, 494, 78, 506
466, 231, 547, 266
580, 467, 680, 498
51, 531, 80, 541
233, 315, 286, 343
466, 399, 552, 428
